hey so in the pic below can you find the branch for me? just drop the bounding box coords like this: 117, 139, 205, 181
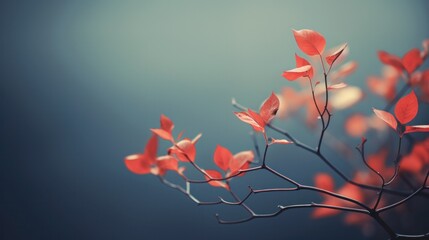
377, 170, 429, 213
233, 98, 422, 198
158, 177, 222, 205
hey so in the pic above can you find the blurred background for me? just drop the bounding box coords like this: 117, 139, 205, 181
1, 0, 429, 239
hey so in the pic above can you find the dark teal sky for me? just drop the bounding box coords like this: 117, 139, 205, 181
2, 1, 429, 239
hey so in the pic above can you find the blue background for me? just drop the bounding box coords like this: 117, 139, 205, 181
2, 0, 429, 239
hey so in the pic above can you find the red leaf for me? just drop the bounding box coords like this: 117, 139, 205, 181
314, 173, 335, 192
150, 128, 173, 141
247, 109, 265, 128
204, 170, 230, 190
378, 51, 404, 71
292, 29, 326, 56
213, 145, 233, 171
405, 125, 429, 134
402, 48, 423, 74
176, 130, 184, 141
259, 92, 280, 123
344, 213, 370, 226
344, 114, 368, 137
160, 114, 174, 133
330, 87, 363, 110
191, 133, 202, 144
282, 65, 312, 81
156, 155, 178, 176
422, 39, 429, 59
400, 155, 423, 173
270, 138, 293, 145
367, 148, 389, 177
394, 90, 418, 124
178, 166, 186, 177
144, 134, 158, 162
328, 83, 347, 90
230, 151, 254, 175
124, 154, 151, 174
169, 139, 196, 162
234, 111, 265, 132
326, 43, 347, 66
295, 54, 314, 78
338, 183, 364, 202
312, 207, 340, 219
331, 61, 358, 81
367, 75, 397, 101
373, 108, 397, 131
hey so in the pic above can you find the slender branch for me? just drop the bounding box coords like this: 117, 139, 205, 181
356, 139, 385, 210
219, 186, 254, 205
232, 99, 421, 197
371, 212, 397, 239
377, 170, 429, 213
250, 132, 261, 164
227, 182, 255, 215
384, 137, 402, 186
357, 139, 385, 185
261, 144, 269, 166
158, 177, 222, 205
307, 76, 323, 119
216, 202, 368, 224
186, 166, 263, 183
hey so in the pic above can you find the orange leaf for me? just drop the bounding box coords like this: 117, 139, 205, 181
178, 166, 186, 177
344, 213, 369, 226
156, 155, 179, 176
248, 109, 266, 129
176, 130, 184, 141
150, 128, 173, 141
326, 43, 347, 66
328, 83, 347, 90
124, 154, 152, 174
191, 133, 202, 144
400, 155, 423, 173
282, 65, 312, 81
330, 86, 363, 110
204, 170, 230, 190
295, 54, 314, 78
160, 114, 174, 133
344, 114, 368, 137
338, 183, 364, 202
234, 111, 265, 132
292, 29, 326, 56
422, 39, 429, 59
270, 138, 293, 145
213, 145, 233, 171
259, 92, 280, 123
367, 75, 397, 101
144, 134, 158, 162
312, 207, 340, 219
367, 148, 389, 178
394, 90, 418, 124
402, 48, 423, 74
230, 151, 254, 175
331, 61, 358, 81
373, 108, 397, 131
405, 125, 429, 134
169, 139, 196, 162
314, 173, 335, 192
378, 51, 404, 71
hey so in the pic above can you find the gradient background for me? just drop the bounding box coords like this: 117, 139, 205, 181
2, 1, 429, 239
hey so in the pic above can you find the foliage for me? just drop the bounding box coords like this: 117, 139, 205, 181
124, 29, 429, 239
